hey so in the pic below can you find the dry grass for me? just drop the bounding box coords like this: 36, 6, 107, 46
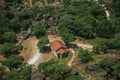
20, 37, 38, 62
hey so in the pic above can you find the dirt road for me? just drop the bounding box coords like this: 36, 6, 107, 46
67, 49, 75, 67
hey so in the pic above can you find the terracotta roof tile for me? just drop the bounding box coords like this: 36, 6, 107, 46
50, 40, 68, 55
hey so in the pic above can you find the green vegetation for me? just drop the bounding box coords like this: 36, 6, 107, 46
37, 37, 49, 52
62, 33, 75, 45
78, 50, 92, 63
34, 25, 46, 38
1, 55, 23, 70
0, 43, 22, 57
3, 31, 17, 43
93, 38, 120, 54
0, 0, 120, 80
5, 71, 19, 80
21, 20, 31, 30
65, 75, 84, 80
38, 59, 82, 80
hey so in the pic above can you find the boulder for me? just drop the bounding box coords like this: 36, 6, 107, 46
31, 71, 46, 80
19, 28, 31, 40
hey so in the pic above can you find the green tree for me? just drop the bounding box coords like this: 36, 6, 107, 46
96, 19, 116, 38
104, 38, 120, 49
99, 58, 115, 74
37, 37, 49, 52
90, 4, 105, 19
0, 43, 22, 57
5, 10, 14, 20
78, 50, 92, 63
61, 33, 75, 46
29, 5, 41, 16
93, 38, 120, 54
20, 65, 32, 80
38, 59, 55, 71
0, 66, 5, 80
1, 55, 23, 70
9, 20, 21, 33
5, 71, 19, 80
34, 25, 46, 38
38, 59, 72, 80
21, 20, 31, 30
3, 31, 17, 43
113, 63, 120, 79
93, 44, 108, 54
61, 0, 71, 7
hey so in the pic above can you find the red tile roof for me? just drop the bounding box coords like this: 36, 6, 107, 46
50, 40, 68, 55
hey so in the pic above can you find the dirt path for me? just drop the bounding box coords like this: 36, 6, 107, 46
67, 49, 75, 67
94, 0, 110, 20
101, 4, 110, 19
105, 8, 110, 19
29, 0, 32, 7
67, 43, 93, 67
76, 43, 93, 51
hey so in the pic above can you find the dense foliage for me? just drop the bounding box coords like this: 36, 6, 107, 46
93, 38, 120, 54
37, 37, 49, 52
78, 50, 92, 63
0, 0, 120, 80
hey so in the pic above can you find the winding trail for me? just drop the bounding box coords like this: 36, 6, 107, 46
29, 0, 32, 7
94, 0, 110, 19
101, 4, 110, 19
67, 49, 75, 67
67, 43, 93, 67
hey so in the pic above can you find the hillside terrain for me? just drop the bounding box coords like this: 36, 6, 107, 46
0, 0, 120, 80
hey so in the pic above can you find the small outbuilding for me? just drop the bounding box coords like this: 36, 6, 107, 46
50, 40, 68, 59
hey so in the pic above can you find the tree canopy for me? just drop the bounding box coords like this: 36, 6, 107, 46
3, 31, 17, 43
37, 37, 49, 52
1, 55, 24, 70
78, 50, 92, 63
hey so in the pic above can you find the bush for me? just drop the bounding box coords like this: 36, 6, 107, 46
99, 58, 115, 74
3, 31, 17, 43
34, 25, 46, 38
1, 55, 23, 70
93, 38, 120, 54
78, 50, 92, 63
0, 43, 21, 57
38, 59, 72, 80
21, 20, 31, 30
37, 37, 49, 52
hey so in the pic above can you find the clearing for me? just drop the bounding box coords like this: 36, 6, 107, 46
20, 36, 54, 65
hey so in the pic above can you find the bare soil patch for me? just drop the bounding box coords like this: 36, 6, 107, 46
48, 35, 62, 42
20, 37, 38, 62
20, 36, 55, 64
